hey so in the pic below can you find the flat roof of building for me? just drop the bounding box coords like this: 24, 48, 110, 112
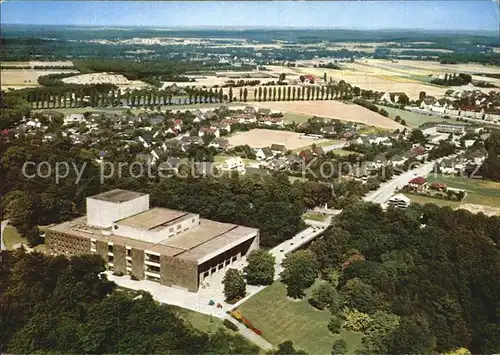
115, 207, 192, 230
89, 189, 147, 203
48, 215, 259, 264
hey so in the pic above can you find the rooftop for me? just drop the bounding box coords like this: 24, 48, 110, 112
115, 207, 191, 230
90, 189, 147, 203
49, 216, 258, 264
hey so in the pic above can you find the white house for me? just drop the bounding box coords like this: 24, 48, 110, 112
64, 113, 85, 125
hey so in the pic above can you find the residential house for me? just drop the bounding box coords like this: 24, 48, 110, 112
408, 176, 427, 190
270, 144, 287, 156
221, 157, 245, 171
244, 106, 256, 114
198, 127, 220, 138
64, 113, 85, 125
255, 147, 274, 161
259, 116, 284, 127
208, 138, 230, 151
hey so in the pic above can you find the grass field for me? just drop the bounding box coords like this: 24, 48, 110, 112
283, 112, 311, 124
330, 148, 363, 156
238, 281, 362, 355
171, 306, 225, 334
403, 193, 461, 208
377, 106, 469, 128
426, 175, 500, 208
2, 225, 25, 250
227, 129, 332, 150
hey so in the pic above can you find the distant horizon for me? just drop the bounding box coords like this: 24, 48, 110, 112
1, 1, 498, 32
1, 23, 498, 36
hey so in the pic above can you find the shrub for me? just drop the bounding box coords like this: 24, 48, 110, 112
328, 316, 343, 334
112, 271, 124, 277
130, 274, 139, 281
223, 319, 239, 331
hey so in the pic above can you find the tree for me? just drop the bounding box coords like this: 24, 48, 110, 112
280, 250, 319, 298
222, 268, 246, 301
343, 308, 373, 332
308, 282, 342, 312
395, 115, 402, 122
299, 75, 305, 83
268, 341, 307, 355
243, 250, 275, 286
228, 87, 233, 103
279, 73, 286, 83
331, 340, 347, 355
323, 72, 327, 83
328, 316, 343, 334
401, 119, 407, 126
243, 88, 248, 102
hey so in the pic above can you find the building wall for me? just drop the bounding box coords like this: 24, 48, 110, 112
198, 234, 259, 283
160, 255, 198, 292
131, 248, 145, 279
113, 244, 127, 275
46, 230, 90, 256
86, 195, 149, 228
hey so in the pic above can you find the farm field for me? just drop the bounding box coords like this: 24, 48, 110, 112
292, 59, 500, 99
377, 106, 469, 127
254, 100, 404, 130
1, 68, 79, 89
1, 60, 74, 67
238, 280, 363, 355
227, 128, 332, 150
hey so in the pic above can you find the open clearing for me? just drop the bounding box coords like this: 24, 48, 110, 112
254, 101, 404, 130
171, 306, 225, 333
292, 59, 500, 99
377, 106, 469, 128
1, 60, 74, 67
426, 175, 500, 208
2, 226, 25, 250
227, 128, 332, 150
238, 280, 362, 355
1, 69, 79, 89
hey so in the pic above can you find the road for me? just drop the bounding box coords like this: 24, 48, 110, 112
364, 154, 457, 205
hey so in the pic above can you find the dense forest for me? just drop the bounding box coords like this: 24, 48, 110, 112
297, 202, 500, 354
0, 250, 260, 354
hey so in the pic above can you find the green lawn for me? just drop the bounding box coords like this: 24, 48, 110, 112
426, 175, 500, 198
403, 193, 461, 208
238, 281, 362, 355
426, 175, 500, 208
171, 306, 225, 334
376, 106, 469, 128
463, 193, 500, 208
2, 225, 26, 250
329, 148, 363, 157
214, 155, 258, 166
283, 112, 311, 124
302, 212, 328, 222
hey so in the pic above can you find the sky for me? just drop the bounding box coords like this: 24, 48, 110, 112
1, 1, 499, 32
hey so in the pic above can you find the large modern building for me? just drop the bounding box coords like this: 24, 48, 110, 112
46, 189, 260, 292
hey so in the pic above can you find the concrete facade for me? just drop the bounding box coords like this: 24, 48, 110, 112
45, 189, 260, 292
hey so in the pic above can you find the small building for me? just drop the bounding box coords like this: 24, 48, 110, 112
387, 194, 410, 209
436, 124, 465, 135
408, 176, 427, 190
